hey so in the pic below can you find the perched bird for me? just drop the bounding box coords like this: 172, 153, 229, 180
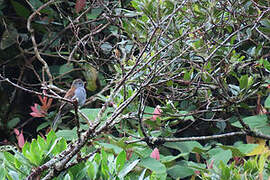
52, 79, 86, 130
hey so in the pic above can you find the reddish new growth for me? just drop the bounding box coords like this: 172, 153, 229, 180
150, 148, 160, 160
14, 128, 25, 148
152, 105, 162, 121
30, 91, 52, 117
75, 0, 86, 13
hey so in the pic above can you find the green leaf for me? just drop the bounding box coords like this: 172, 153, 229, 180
37, 136, 47, 152
10, 0, 30, 18
260, 19, 270, 28
87, 8, 103, 19
101, 149, 109, 178
160, 153, 188, 163
116, 151, 126, 173
265, 94, 270, 108
139, 157, 166, 174
46, 130, 57, 146
30, 139, 43, 165
56, 129, 77, 141
80, 108, 114, 122
36, 122, 50, 132
239, 75, 248, 90
167, 165, 194, 179
164, 141, 202, 160
208, 148, 232, 167
262, 58, 270, 71
86, 162, 97, 179
118, 159, 140, 178
178, 111, 195, 121
54, 138, 67, 154
192, 145, 212, 154
233, 142, 258, 155
218, 143, 256, 157
231, 115, 270, 134
7, 117, 20, 129
0, 165, 6, 180
3, 152, 15, 165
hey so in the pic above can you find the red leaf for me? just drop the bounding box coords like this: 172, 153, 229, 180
30, 104, 46, 117
14, 128, 20, 135
14, 128, 25, 148
150, 148, 160, 160
75, 0, 86, 13
38, 91, 53, 112
152, 105, 162, 121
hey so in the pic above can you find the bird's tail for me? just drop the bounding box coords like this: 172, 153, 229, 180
52, 112, 61, 131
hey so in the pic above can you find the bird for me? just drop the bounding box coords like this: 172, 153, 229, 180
52, 79, 86, 130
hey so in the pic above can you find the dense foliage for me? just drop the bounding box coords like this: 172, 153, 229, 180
0, 0, 270, 179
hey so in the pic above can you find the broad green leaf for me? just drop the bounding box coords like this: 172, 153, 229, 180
87, 8, 103, 19
164, 141, 202, 160
80, 108, 114, 122
7, 118, 20, 129
167, 165, 194, 179
139, 157, 166, 174
232, 142, 258, 156
219, 143, 257, 157
186, 161, 206, 171
56, 129, 77, 141
3, 152, 15, 165
231, 115, 270, 134
208, 148, 232, 167
246, 139, 268, 156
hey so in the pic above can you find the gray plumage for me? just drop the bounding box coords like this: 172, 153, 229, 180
52, 79, 86, 131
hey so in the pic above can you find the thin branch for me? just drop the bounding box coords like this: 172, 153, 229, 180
27, 0, 56, 83
125, 131, 246, 144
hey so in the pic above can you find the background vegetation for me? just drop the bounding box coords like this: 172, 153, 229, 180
0, 0, 270, 179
